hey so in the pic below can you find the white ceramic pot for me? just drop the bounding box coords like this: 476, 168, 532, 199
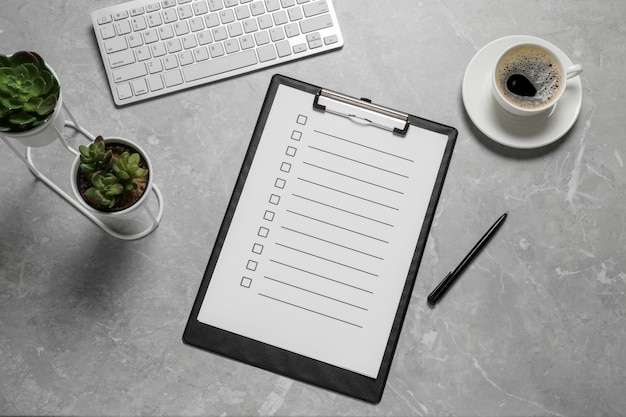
70, 137, 153, 220
2, 65, 64, 148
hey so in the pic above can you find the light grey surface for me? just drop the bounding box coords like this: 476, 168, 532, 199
1, 1, 625, 416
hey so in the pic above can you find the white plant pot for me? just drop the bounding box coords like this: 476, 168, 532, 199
70, 137, 153, 220
1, 65, 64, 148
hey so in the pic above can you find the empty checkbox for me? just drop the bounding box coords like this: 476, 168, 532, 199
280, 162, 291, 173
246, 260, 258, 271
269, 194, 280, 205
296, 114, 307, 125
286, 146, 297, 157
258, 227, 269, 238
240, 277, 252, 288
291, 130, 302, 141
263, 210, 275, 221
275, 178, 286, 189
252, 243, 264, 254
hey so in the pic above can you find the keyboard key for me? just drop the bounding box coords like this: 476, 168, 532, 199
250, 2, 265, 16
209, 43, 225, 57
130, 7, 145, 16
276, 40, 291, 57
302, 0, 329, 17
193, 46, 210, 61
178, 50, 194, 65
146, 3, 161, 12
183, 50, 257, 81
131, 16, 148, 31
100, 23, 116, 39
136, 45, 151, 61
116, 83, 133, 100
177, 4, 194, 19
144, 29, 159, 43
109, 49, 136, 68
114, 10, 129, 20
148, 59, 164, 73
163, 9, 178, 23
265, 0, 280, 12
299, 13, 332, 33
272, 10, 288, 25
324, 34, 338, 45
163, 55, 179, 69
147, 13, 163, 27
96, 14, 113, 24
113, 62, 147, 82
148, 74, 164, 90
208, 0, 224, 12
293, 43, 307, 53
132, 78, 149, 95
193, 2, 209, 15
150, 42, 167, 57
257, 44, 276, 62
104, 36, 128, 53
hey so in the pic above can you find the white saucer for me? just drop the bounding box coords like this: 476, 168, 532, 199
462, 35, 582, 149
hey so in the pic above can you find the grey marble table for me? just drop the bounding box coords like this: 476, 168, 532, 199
1, 1, 625, 416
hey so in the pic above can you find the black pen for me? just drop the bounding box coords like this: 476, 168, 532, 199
427, 212, 508, 306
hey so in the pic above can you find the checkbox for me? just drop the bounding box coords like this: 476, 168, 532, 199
263, 210, 275, 221
258, 227, 269, 238
280, 162, 291, 173
291, 130, 302, 141
240, 277, 252, 288
252, 243, 264, 254
275, 178, 286, 189
269, 194, 280, 205
246, 260, 258, 271
286, 146, 297, 157
296, 114, 307, 125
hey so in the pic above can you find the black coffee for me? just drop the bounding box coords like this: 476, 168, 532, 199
507, 74, 537, 97
495, 45, 562, 109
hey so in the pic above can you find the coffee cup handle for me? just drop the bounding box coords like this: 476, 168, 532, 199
566, 64, 583, 79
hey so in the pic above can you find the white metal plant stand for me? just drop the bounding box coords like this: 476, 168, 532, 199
1, 102, 164, 240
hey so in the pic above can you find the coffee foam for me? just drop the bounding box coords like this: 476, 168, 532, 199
495, 45, 562, 109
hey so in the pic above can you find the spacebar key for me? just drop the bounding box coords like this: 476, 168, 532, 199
183, 50, 258, 82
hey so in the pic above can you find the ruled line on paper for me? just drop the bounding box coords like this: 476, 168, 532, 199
263, 276, 368, 311
268, 259, 374, 294
308, 145, 410, 178
280, 226, 384, 260
258, 293, 363, 328
275, 242, 379, 277
302, 161, 404, 195
296, 177, 400, 211
285, 210, 390, 244
313, 129, 415, 163
291, 194, 395, 227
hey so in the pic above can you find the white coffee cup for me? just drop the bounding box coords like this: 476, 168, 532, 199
492, 41, 582, 117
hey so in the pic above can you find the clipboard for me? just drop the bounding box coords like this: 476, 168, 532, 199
183, 74, 457, 403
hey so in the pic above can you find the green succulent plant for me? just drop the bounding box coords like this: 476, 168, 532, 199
0, 51, 61, 132
79, 136, 112, 173
84, 172, 124, 209
112, 150, 148, 191
78, 136, 149, 210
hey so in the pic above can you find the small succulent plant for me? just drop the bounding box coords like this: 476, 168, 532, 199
112, 151, 148, 191
0, 51, 60, 132
84, 172, 123, 209
78, 136, 148, 210
78, 136, 112, 173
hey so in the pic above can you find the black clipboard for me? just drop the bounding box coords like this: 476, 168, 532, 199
183, 74, 457, 403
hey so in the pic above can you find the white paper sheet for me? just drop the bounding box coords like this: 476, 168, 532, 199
198, 84, 448, 378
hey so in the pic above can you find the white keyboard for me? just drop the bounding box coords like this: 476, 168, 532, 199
91, 0, 343, 105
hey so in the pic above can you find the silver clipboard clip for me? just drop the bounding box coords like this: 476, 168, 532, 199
313, 89, 410, 136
